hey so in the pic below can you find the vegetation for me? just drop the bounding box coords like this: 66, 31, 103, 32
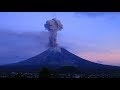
0, 66, 120, 78
39, 67, 51, 78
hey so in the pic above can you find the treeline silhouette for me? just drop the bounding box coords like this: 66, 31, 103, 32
0, 66, 120, 78
0, 66, 80, 78
39, 66, 84, 78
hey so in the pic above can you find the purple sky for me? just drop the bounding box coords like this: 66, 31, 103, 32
0, 12, 120, 66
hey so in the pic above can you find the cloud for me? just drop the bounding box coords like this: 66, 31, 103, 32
75, 50, 120, 66
74, 12, 120, 19
0, 29, 49, 65
97, 60, 103, 64
75, 12, 105, 17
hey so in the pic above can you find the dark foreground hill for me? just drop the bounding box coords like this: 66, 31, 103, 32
0, 47, 120, 73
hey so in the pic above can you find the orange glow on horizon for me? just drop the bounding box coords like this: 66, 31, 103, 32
74, 50, 120, 66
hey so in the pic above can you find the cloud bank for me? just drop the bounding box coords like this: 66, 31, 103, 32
0, 29, 49, 65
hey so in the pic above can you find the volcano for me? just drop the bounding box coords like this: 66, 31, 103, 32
0, 47, 120, 73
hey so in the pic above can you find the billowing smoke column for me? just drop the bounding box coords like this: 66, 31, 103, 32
44, 18, 63, 48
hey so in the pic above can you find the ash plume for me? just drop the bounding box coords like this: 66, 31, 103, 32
44, 18, 63, 48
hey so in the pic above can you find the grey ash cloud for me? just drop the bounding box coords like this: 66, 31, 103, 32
0, 29, 49, 65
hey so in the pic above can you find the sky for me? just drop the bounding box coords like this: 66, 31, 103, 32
0, 12, 120, 66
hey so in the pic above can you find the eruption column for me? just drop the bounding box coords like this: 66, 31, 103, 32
44, 18, 63, 48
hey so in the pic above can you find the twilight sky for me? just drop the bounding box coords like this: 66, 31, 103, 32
0, 12, 120, 66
